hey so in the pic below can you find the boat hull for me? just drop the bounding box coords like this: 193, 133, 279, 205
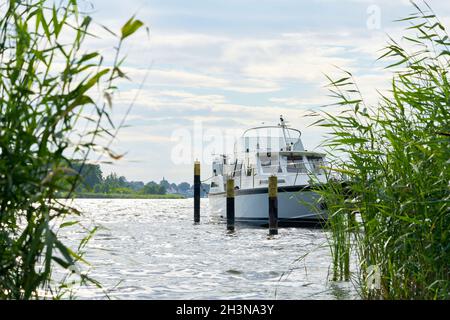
208, 186, 327, 227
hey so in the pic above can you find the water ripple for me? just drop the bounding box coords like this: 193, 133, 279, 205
56, 199, 356, 299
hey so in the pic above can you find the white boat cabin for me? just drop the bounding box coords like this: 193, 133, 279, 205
209, 120, 327, 194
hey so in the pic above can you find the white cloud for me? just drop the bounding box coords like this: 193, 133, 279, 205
269, 96, 329, 107
74, 0, 450, 182
120, 67, 281, 93
114, 28, 396, 95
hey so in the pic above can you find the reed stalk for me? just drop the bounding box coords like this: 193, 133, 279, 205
0, 0, 144, 299
312, 2, 450, 299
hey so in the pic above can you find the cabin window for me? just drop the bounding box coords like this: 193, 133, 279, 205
285, 155, 307, 173
307, 156, 324, 173
211, 181, 219, 188
259, 154, 282, 174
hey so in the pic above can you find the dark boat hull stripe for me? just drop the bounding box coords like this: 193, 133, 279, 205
209, 184, 315, 197
213, 216, 327, 228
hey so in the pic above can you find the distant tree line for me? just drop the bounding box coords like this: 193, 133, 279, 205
71, 163, 209, 197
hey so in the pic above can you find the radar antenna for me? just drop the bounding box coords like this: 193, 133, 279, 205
279, 115, 291, 150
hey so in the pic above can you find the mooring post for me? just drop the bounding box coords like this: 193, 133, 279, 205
268, 175, 278, 235
194, 160, 201, 223
226, 178, 235, 231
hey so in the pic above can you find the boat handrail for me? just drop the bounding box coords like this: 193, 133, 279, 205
234, 127, 303, 155
241, 125, 302, 138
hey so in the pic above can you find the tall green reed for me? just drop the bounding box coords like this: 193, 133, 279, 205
0, 0, 144, 299
313, 2, 450, 299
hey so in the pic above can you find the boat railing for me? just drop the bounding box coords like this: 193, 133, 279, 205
234, 125, 304, 154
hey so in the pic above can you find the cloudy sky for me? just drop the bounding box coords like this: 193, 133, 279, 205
81, 0, 450, 183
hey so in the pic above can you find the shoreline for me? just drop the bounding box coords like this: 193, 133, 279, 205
60, 193, 186, 199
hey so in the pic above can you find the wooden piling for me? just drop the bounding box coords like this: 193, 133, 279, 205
194, 160, 201, 223
268, 175, 278, 235
226, 178, 235, 231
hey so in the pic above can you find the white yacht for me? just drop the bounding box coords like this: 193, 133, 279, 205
208, 116, 328, 226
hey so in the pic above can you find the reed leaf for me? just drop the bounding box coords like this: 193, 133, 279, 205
0, 1, 144, 299
314, 1, 450, 299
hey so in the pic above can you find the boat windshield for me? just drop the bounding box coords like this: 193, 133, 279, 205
235, 126, 303, 153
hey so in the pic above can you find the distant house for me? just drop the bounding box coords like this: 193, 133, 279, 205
166, 184, 178, 194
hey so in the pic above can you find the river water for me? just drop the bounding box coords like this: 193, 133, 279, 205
59, 199, 356, 299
